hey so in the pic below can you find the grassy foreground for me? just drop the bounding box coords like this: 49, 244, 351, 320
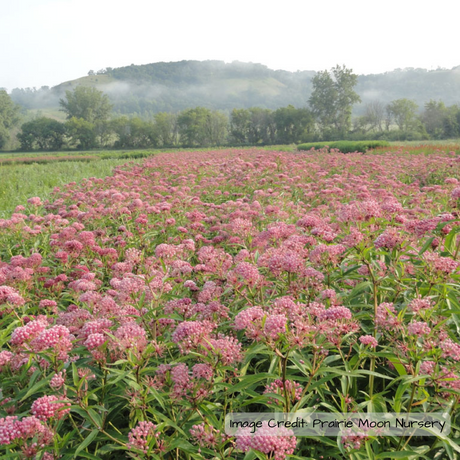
0, 156, 150, 218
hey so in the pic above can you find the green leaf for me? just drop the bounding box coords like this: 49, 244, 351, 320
393, 382, 409, 412
375, 452, 430, 459
347, 281, 372, 300
72, 452, 102, 460
87, 408, 103, 428
20, 375, 50, 402
75, 429, 99, 456
418, 237, 435, 256
224, 373, 278, 395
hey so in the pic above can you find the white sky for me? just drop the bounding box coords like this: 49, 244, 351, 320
1, 0, 459, 91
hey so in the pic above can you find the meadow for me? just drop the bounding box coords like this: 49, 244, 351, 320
0, 152, 156, 218
1, 146, 460, 459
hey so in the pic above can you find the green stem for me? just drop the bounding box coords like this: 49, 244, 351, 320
281, 352, 290, 412
397, 383, 417, 450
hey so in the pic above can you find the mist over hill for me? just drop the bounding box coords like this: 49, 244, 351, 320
9, 60, 460, 117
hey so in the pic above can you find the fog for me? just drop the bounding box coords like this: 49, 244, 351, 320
8, 61, 460, 118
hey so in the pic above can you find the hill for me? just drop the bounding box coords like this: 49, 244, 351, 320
9, 60, 460, 117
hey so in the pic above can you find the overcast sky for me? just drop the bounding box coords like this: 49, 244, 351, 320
1, 0, 459, 91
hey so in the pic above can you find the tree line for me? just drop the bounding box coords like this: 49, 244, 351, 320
2, 65, 460, 152
13, 86, 317, 150
9, 61, 460, 117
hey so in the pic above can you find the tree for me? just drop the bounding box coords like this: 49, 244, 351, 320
386, 99, 419, 131
247, 108, 275, 144
0, 90, 21, 149
203, 111, 228, 146
154, 112, 178, 147
65, 117, 97, 149
177, 107, 211, 147
308, 65, 360, 138
18, 117, 66, 151
177, 108, 229, 147
111, 116, 157, 148
443, 105, 460, 139
59, 86, 113, 123
364, 101, 386, 132
421, 100, 445, 137
274, 105, 315, 144
230, 108, 251, 144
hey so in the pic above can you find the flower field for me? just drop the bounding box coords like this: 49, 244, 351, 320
2, 147, 460, 459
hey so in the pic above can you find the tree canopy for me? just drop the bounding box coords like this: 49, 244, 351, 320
59, 86, 113, 123
18, 117, 66, 151
308, 65, 360, 138
0, 90, 21, 148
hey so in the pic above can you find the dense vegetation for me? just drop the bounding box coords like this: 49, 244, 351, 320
8, 61, 460, 117
1, 63, 459, 152
1, 148, 460, 459
6, 95, 460, 151
297, 140, 390, 153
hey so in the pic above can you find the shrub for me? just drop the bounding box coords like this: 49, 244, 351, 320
297, 140, 390, 153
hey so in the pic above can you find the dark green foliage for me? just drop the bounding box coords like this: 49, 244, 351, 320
18, 117, 66, 151
65, 117, 97, 149
421, 100, 460, 139
8, 62, 460, 120
153, 112, 178, 147
111, 116, 158, 148
386, 99, 419, 131
177, 107, 228, 147
308, 65, 360, 137
0, 90, 21, 148
59, 86, 113, 123
297, 140, 390, 153
273, 105, 315, 144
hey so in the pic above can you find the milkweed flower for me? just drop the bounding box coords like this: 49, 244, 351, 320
359, 335, 378, 348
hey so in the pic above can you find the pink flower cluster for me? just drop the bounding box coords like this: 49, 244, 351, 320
235, 421, 297, 460
31, 395, 70, 421
264, 379, 303, 404
0, 415, 53, 447
127, 421, 161, 454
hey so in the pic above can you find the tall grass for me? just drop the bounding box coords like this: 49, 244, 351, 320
0, 158, 147, 217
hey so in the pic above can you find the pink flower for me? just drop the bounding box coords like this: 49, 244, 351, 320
264, 379, 303, 404
407, 321, 431, 336
234, 262, 261, 286
207, 335, 242, 364
50, 371, 66, 389
27, 197, 42, 206
319, 306, 352, 321
359, 335, 378, 348
234, 307, 265, 330
0, 350, 13, 368
451, 187, 460, 199
31, 395, 70, 421
374, 228, 403, 249
84, 333, 106, 350
264, 314, 287, 339
127, 421, 159, 453
192, 363, 213, 380
420, 361, 436, 374
0, 416, 20, 445
235, 421, 297, 460
190, 422, 222, 447
441, 339, 460, 361
376, 303, 400, 330
408, 296, 433, 313
172, 320, 215, 352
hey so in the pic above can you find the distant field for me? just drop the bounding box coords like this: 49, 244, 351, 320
1, 141, 459, 218
0, 150, 159, 217
374, 140, 460, 155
